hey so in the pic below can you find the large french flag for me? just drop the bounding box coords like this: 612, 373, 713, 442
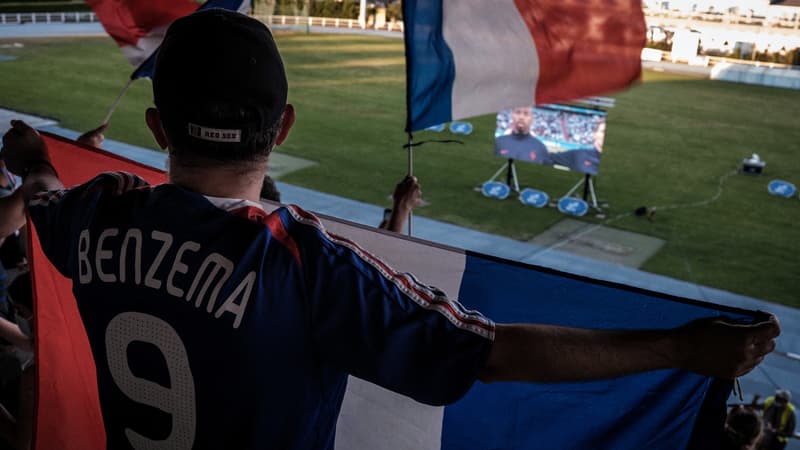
403, 0, 646, 131
86, 0, 250, 79
325, 219, 750, 450
31, 135, 758, 449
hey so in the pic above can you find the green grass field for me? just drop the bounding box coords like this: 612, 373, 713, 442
1, 34, 798, 307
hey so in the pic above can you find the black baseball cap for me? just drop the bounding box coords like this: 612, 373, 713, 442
153, 9, 287, 149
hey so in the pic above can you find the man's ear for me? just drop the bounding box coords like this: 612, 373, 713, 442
145, 108, 170, 150
275, 104, 295, 146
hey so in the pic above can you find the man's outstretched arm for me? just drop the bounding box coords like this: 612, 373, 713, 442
481, 315, 780, 382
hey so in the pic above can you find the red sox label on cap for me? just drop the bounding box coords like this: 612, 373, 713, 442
188, 123, 242, 143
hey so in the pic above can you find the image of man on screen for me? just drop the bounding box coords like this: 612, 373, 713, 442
494, 106, 552, 165
549, 120, 604, 176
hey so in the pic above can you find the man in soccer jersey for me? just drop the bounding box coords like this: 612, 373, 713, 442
0, 9, 781, 450
495, 106, 552, 164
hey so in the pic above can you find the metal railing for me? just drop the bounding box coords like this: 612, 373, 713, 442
0, 8, 796, 31
0, 12, 404, 33
0, 11, 97, 25
644, 8, 800, 30
706, 55, 798, 70
643, 49, 800, 70
253, 14, 403, 33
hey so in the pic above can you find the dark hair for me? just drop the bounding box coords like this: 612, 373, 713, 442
722, 406, 762, 450
260, 175, 281, 202
159, 103, 284, 165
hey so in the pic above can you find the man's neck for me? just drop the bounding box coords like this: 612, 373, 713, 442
168, 160, 267, 202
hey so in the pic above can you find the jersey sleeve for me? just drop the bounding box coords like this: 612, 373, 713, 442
27, 172, 149, 277
281, 205, 494, 406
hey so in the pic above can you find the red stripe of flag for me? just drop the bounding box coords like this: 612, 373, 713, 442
513, 0, 646, 104
32, 133, 167, 450
86, 0, 197, 48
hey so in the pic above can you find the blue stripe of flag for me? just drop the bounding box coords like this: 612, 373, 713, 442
441, 252, 754, 450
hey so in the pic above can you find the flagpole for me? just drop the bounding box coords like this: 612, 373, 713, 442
406, 131, 414, 237
102, 79, 134, 125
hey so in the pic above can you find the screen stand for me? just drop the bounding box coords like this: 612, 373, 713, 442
486, 159, 520, 192
563, 174, 600, 210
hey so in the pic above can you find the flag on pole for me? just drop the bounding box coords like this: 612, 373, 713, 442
87, 0, 252, 124
86, 0, 251, 80
130, 0, 251, 80
402, 0, 646, 131
86, 0, 199, 68
29, 134, 754, 449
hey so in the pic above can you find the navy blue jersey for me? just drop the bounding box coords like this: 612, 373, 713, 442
549, 148, 601, 175
28, 172, 494, 450
495, 133, 551, 165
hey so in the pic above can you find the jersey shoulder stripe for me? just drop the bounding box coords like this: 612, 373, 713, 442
97, 171, 149, 195
264, 212, 302, 268
204, 198, 303, 268
286, 205, 495, 340
29, 189, 68, 207
29, 171, 149, 207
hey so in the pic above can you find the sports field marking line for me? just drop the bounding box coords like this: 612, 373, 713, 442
529, 170, 738, 264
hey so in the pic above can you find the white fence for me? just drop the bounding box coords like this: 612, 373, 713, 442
253, 14, 403, 33
644, 8, 800, 29
0, 11, 98, 25
711, 63, 800, 90
3, 9, 795, 32
0, 12, 403, 32
643, 47, 799, 70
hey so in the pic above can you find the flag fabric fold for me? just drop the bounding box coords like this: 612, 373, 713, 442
328, 229, 747, 450
30, 135, 750, 449
403, 0, 646, 131
85, 0, 251, 80
86, 0, 199, 68
130, 0, 251, 80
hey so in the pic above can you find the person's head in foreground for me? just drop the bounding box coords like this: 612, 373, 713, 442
722, 405, 762, 450
147, 9, 294, 175
260, 175, 281, 202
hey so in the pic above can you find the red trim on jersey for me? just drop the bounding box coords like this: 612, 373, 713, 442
265, 214, 303, 269
230, 205, 269, 224
230, 206, 303, 268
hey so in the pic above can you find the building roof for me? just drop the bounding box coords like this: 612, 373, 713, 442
771, 0, 800, 7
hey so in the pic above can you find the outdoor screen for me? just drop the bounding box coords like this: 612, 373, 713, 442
494, 104, 607, 176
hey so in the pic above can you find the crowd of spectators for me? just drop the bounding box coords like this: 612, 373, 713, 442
725, 389, 797, 450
